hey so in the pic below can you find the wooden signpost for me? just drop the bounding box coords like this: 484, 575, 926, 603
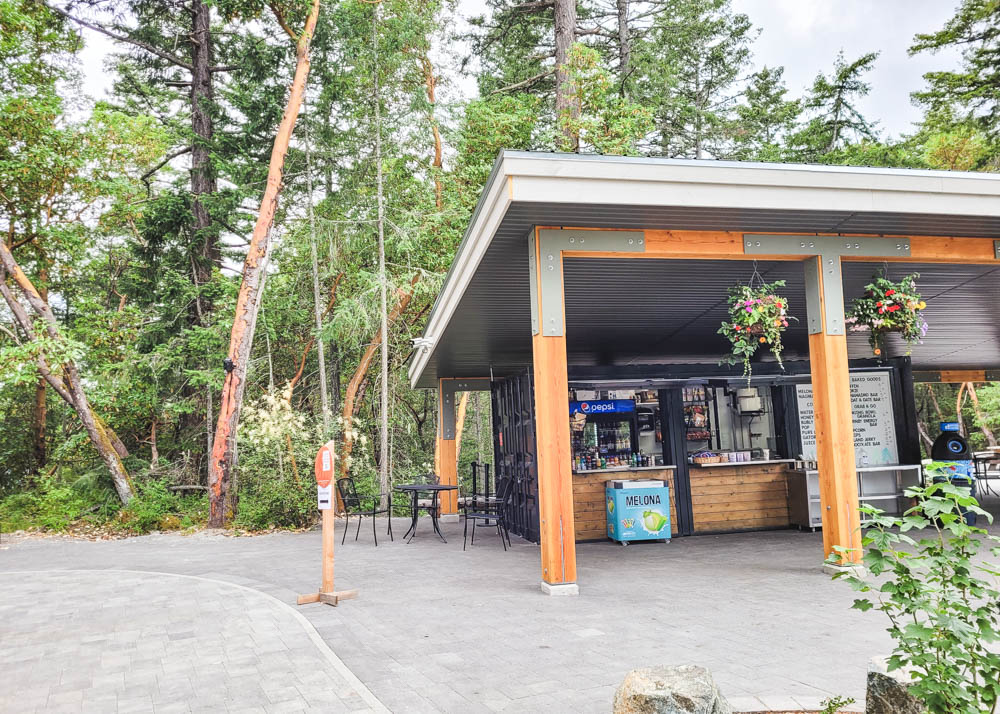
297, 440, 358, 607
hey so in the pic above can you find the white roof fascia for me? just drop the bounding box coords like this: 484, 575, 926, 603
504, 153, 1000, 216
409, 152, 1000, 388
408, 154, 513, 388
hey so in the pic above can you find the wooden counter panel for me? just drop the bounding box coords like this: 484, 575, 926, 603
690, 463, 792, 534
572, 469, 677, 541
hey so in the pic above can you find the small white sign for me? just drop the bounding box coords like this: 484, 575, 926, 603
317, 484, 333, 510
322, 450, 331, 472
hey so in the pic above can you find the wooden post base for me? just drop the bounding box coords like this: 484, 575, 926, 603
296, 589, 359, 607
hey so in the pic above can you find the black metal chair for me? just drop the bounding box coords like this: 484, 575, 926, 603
337, 477, 393, 546
415, 472, 441, 515
463, 477, 514, 551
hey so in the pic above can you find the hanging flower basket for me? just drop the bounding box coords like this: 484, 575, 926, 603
846, 272, 927, 358
718, 279, 793, 379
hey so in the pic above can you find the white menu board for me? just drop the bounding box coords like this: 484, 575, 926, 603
796, 372, 898, 467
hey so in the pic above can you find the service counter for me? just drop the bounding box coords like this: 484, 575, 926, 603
688, 460, 795, 533
572, 466, 678, 541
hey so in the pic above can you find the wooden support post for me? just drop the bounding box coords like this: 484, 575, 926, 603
297, 440, 358, 606
532, 333, 577, 590
804, 257, 862, 565
531, 230, 578, 594
437, 380, 458, 515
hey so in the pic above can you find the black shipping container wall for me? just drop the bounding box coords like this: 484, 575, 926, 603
491, 370, 540, 543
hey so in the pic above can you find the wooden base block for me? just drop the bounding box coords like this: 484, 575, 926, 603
296, 589, 359, 607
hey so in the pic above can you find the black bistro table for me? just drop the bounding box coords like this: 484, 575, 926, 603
394, 484, 457, 543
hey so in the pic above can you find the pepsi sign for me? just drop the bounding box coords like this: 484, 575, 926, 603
569, 399, 634, 415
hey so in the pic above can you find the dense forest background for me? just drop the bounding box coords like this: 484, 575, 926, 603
3, 0, 1000, 534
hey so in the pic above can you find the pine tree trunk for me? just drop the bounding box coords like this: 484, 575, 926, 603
373, 4, 391, 509
616, 0, 630, 97
190, 0, 219, 281
0, 247, 133, 503
305, 118, 329, 434
33, 375, 46, 468
208, 0, 322, 527
554, 0, 579, 151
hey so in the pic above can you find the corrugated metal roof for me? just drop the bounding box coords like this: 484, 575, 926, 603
410, 152, 1000, 388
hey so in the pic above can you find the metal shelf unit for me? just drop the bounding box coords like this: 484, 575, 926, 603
788, 464, 923, 530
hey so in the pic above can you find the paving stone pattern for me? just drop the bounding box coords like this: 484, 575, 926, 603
1, 493, 997, 713
0, 571, 381, 713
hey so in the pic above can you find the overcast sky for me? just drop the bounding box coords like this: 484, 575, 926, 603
77, 0, 964, 141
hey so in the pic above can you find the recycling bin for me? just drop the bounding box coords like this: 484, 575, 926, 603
605, 479, 671, 545
928, 422, 977, 526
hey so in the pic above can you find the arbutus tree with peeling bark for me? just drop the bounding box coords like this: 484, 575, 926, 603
207, 0, 322, 527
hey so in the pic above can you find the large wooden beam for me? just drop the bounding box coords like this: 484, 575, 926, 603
805, 256, 862, 565
531, 229, 578, 593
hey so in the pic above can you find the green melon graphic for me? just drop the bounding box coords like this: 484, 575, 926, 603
642, 509, 668, 533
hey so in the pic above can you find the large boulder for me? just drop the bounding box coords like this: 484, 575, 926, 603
866, 657, 924, 714
613, 665, 732, 714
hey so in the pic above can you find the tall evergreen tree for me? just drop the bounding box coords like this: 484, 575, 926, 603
633, 0, 756, 158
911, 1, 1000, 133
789, 51, 879, 161
730, 66, 799, 161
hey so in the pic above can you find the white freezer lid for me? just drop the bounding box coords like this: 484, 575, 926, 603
609, 479, 666, 489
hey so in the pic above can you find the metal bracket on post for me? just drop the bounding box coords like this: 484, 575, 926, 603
531, 229, 645, 337
528, 231, 539, 335
802, 256, 823, 335
995, 240, 1000, 261
745, 235, 911, 336
440, 378, 492, 440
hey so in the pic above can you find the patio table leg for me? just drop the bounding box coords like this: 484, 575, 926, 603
404, 492, 419, 542
430, 492, 447, 543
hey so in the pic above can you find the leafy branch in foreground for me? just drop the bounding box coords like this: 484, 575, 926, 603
830, 482, 1000, 714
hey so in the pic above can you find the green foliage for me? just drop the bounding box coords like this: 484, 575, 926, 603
819, 696, 856, 714
790, 51, 879, 160
832, 482, 1000, 714
638, 0, 756, 158
730, 66, 800, 160
116, 480, 206, 534
0, 481, 96, 531
718, 280, 792, 379
911, 0, 1000, 143
232, 386, 322, 530
557, 44, 653, 155
846, 273, 928, 357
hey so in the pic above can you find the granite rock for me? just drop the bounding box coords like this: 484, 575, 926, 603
866, 657, 924, 714
613, 665, 733, 714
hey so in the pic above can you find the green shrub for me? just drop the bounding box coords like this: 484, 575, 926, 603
233, 473, 314, 530
832, 482, 1000, 714
115, 480, 207, 534
0, 470, 115, 531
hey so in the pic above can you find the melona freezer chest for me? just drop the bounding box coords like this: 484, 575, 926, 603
605, 479, 671, 544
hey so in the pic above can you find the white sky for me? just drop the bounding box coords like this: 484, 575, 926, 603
77, 0, 964, 141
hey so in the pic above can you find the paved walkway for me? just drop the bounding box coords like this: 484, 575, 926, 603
0, 570, 386, 714
2, 494, 997, 713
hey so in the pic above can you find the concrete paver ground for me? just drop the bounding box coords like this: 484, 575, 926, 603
0, 570, 385, 714
2, 490, 997, 713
